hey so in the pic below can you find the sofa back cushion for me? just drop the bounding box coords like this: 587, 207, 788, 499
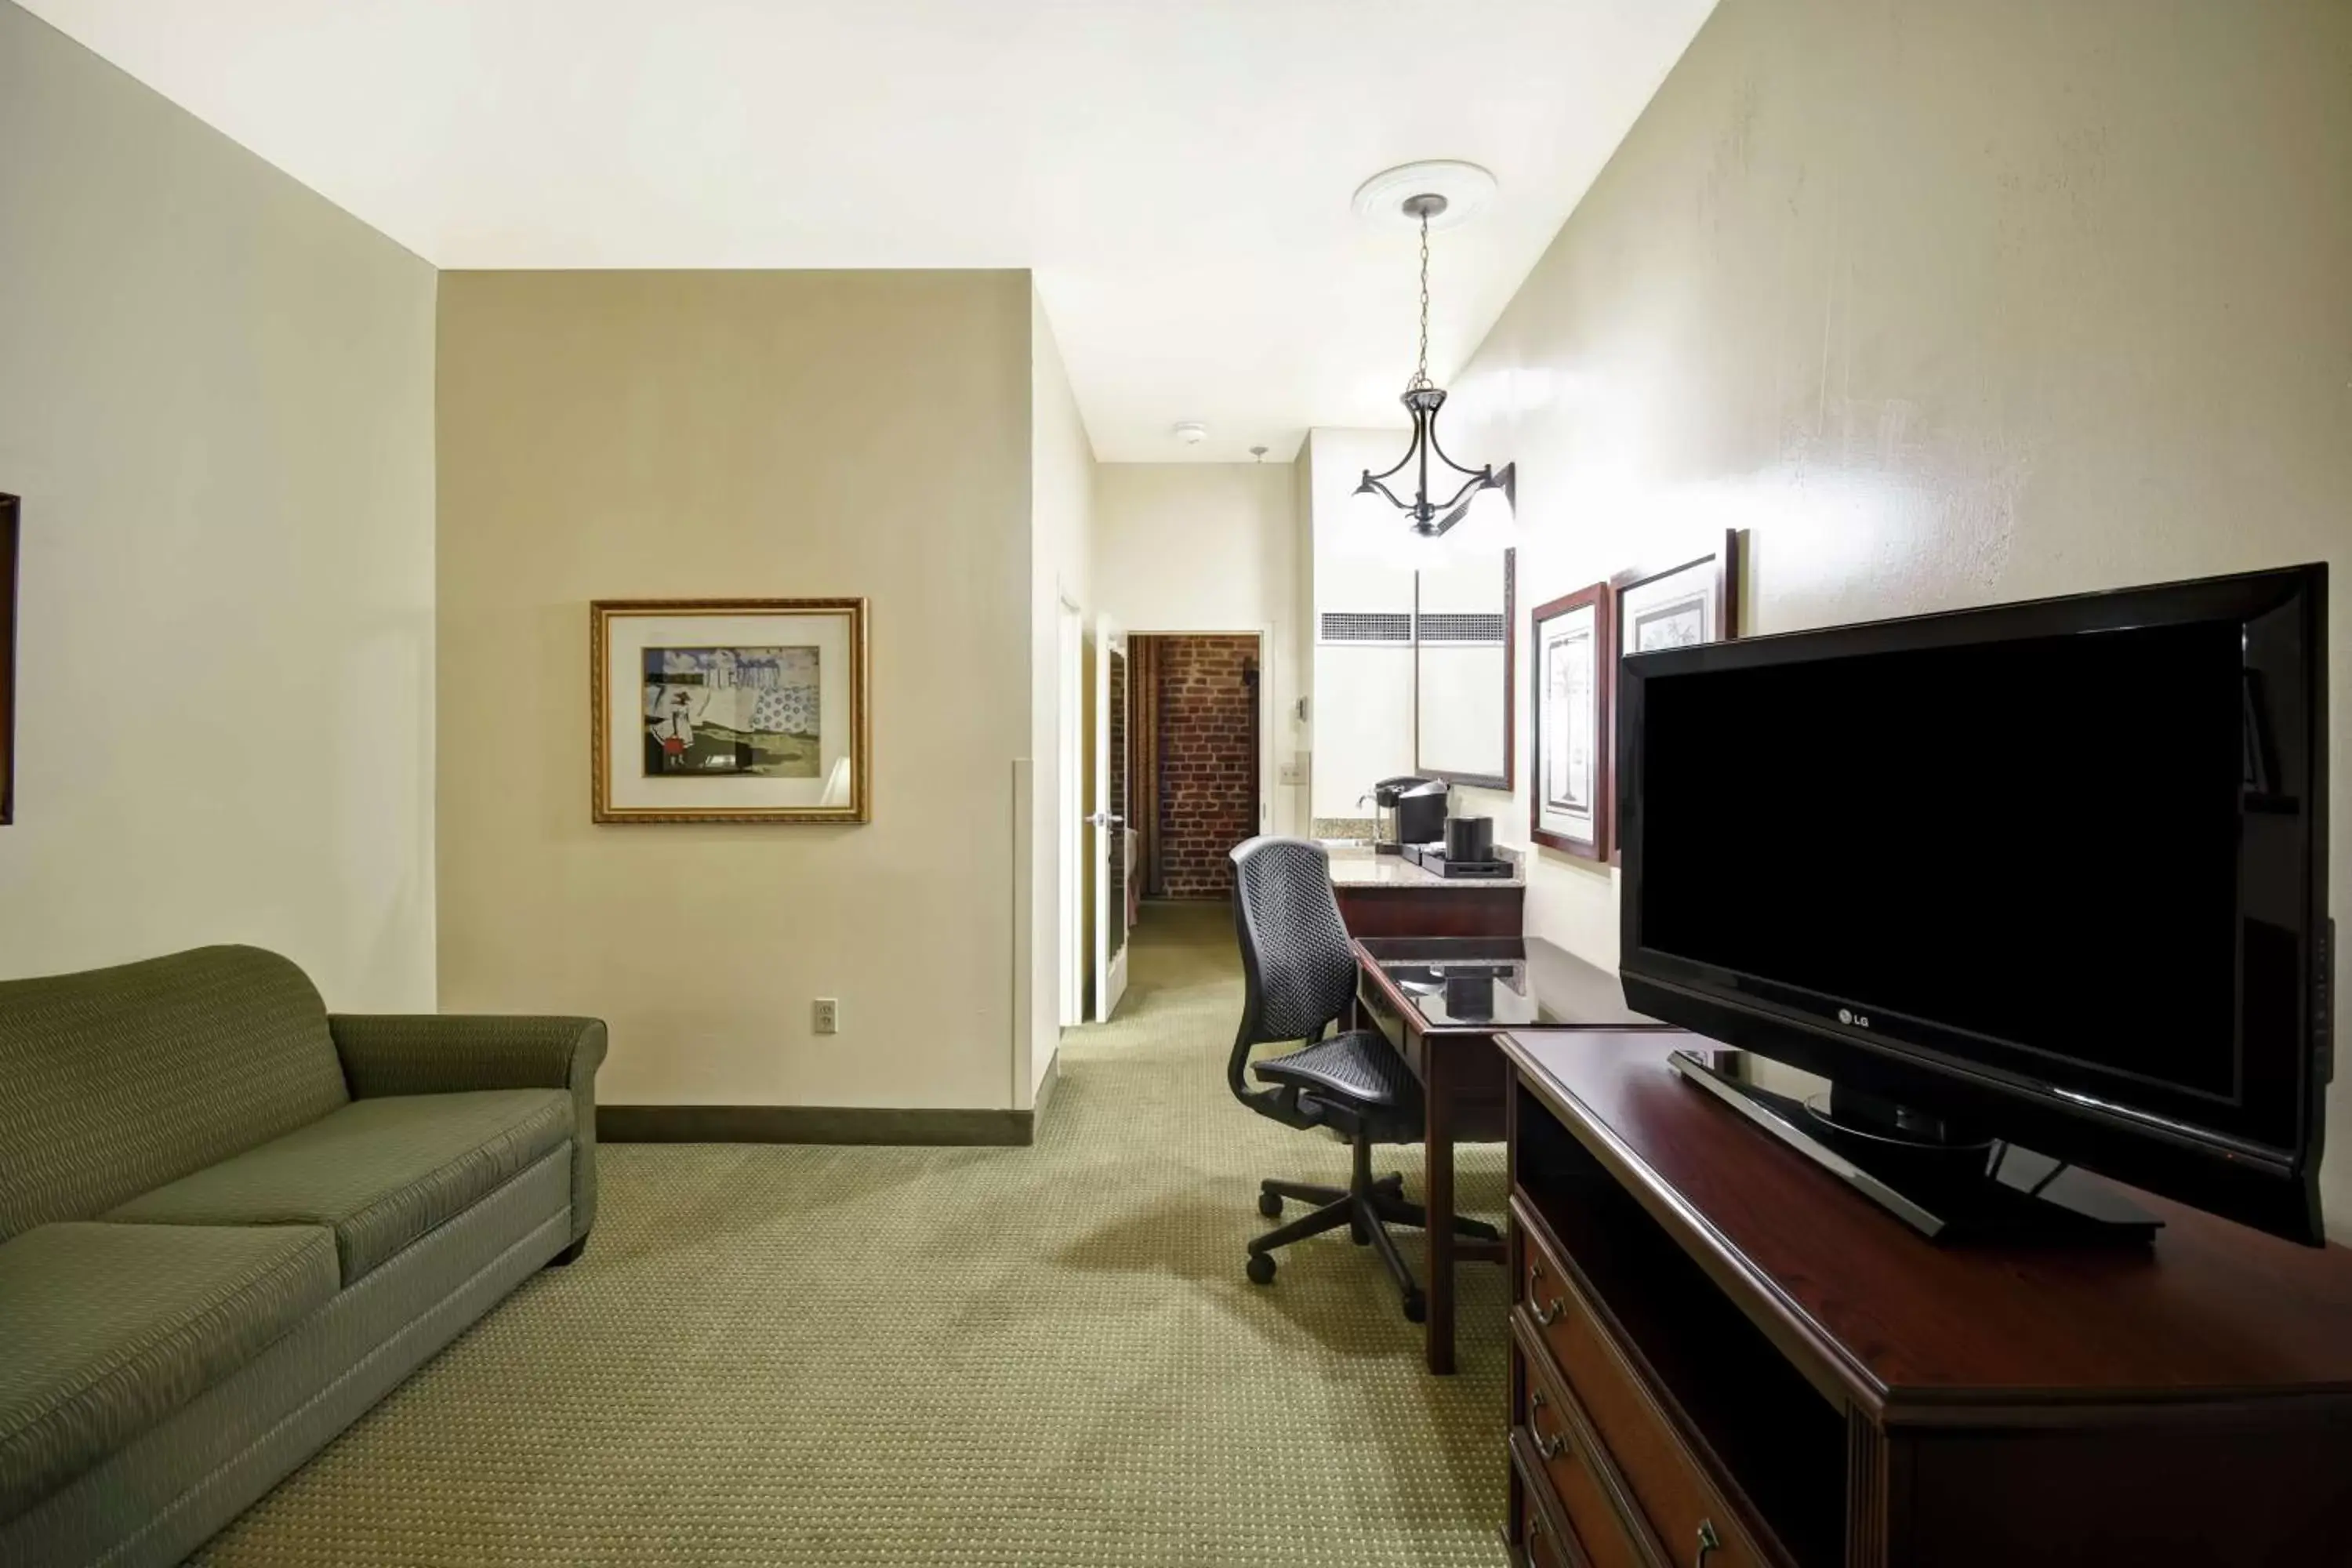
0, 947, 350, 1242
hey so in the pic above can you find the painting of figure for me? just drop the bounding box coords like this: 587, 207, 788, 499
641, 645, 820, 778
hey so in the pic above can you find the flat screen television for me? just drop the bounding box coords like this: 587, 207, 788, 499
1618, 564, 2332, 1244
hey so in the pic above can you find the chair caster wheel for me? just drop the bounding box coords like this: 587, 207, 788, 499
1403, 1290, 1427, 1324
1247, 1253, 1276, 1286
1349, 1219, 1370, 1246
1258, 1191, 1283, 1218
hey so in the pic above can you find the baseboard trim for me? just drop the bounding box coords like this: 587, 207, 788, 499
598, 1104, 1035, 1147
1033, 1050, 1062, 1130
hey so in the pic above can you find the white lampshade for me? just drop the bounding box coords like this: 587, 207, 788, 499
1450, 474, 1519, 550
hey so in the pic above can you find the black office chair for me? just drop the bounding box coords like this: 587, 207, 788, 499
1227, 835, 1497, 1323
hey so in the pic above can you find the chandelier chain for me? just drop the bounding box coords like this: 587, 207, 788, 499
1410, 211, 1433, 391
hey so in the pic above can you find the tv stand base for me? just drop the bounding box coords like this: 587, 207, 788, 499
1668, 1048, 2161, 1245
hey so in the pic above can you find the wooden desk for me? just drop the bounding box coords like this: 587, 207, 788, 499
1498, 1030, 2352, 1567
1352, 936, 1670, 1374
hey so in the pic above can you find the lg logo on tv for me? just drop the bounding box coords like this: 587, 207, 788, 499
1838, 1007, 1872, 1029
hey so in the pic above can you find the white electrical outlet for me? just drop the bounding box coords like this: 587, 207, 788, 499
812, 997, 840, 1035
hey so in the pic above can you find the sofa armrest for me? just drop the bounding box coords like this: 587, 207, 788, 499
330, 1014, 605, 1098
328, 1014, 607, 1245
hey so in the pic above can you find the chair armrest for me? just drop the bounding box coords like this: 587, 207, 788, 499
328, 1014, 608, 1245
329, 1014, 606, 1098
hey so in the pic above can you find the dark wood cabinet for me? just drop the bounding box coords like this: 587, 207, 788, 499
1501, 1031, 2352, 1567
1331, 880, 1523, 938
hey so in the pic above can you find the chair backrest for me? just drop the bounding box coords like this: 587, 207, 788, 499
1227, 836, 1359, 1102
0, 946, 351, 1241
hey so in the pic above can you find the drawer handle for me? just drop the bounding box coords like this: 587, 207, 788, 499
1526, 1263, 1566, 1325
1694, 1519, 1722, 1566
1528, 1389, 1568, 1460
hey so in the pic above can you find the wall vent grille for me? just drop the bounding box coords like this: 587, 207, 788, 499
1415, 612, 1507, 645
1317, 611, 1413, 645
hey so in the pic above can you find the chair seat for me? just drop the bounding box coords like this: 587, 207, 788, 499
0, 1221, 339, 1517
106, 1090, 571, 1285
1253, 1029, 1421, 1113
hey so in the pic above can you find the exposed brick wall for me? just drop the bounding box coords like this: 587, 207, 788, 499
1155, 635, 1259, 899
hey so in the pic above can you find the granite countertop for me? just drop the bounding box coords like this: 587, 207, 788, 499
1323, 844, 1526, 889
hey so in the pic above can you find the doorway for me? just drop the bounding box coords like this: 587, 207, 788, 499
1128, 633, 1264, 902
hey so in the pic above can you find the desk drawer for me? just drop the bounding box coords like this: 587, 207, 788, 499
1356, 971, 1408, 1056
1514, 1196, 1763, 1568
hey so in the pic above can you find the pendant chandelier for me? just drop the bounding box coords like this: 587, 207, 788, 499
1356, 187, 1515, 539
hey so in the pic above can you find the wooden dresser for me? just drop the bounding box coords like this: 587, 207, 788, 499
1498, 1031, 2352, 1568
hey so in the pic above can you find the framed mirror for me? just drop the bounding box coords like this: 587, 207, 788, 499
1413, 546, 1514, 791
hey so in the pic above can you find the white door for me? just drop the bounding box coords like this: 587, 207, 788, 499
1091, 615, 1131, 1022
1058, 596, 1086, 1026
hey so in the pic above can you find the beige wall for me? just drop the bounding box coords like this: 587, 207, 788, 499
1447, 0, 2352, 1230
0, 2, 437, 1004
1027, 294, 1094, 1098
437, 270, 1035, 1110
1093, 463, 1308, 837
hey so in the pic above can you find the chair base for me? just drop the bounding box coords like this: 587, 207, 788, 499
1246, 1140, 1500, 1323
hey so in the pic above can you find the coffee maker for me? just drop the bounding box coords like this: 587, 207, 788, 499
1369, 775, 1447, 855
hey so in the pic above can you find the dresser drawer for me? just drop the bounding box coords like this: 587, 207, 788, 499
1524, 1504, 1576, 1568
1514, 1197, 1764, 1568
1515, 1322, 1653, 1568
1510, 1428, 1586, 1568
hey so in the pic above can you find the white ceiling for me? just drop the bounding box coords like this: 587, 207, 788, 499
20, 0, 1714, 462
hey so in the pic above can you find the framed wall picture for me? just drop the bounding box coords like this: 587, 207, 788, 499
591, 597, 869, 823
1, 493, 16, 826
1613, 528, 1741, 658
1609, 528, 1742, 861
1530, 580, 1612, 859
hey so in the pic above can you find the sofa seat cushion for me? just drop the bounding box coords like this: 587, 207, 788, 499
107, 1090, 572, 1285
0, 1221, 338, 1517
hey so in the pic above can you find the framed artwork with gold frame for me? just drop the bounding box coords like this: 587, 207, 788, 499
591, 597, 869, 823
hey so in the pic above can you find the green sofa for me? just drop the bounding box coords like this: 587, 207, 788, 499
0, 946, 604, 1568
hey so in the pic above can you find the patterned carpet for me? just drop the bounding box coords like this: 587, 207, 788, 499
194, 902, 1511, 1566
